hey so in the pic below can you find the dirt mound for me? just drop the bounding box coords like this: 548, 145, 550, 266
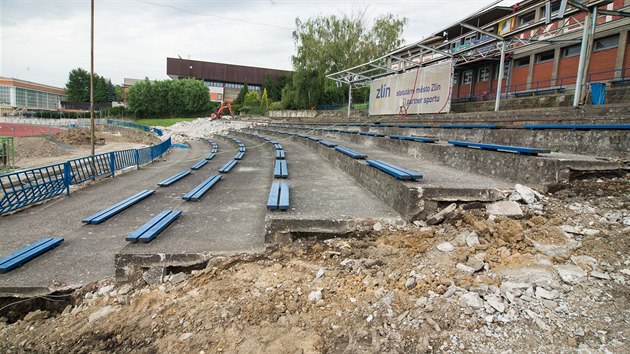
55, 129, 105, 146
14, 137, 71, 160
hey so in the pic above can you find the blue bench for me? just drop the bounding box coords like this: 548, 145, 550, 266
359, 132, 385, 137
126, 210, 182, 243
276, 150, 286, 159
234, 151, 245, 160
182, 175, 221, 201
83, 190, 155, 224
513, 87, 565, 97
267, 182, 290, 210
273, 143, 283, 150
219, 160, 238, 173
366, 160, 423, 180
191, 159, 208, 170
274, 160, 288, 178
239, 146, 246, 152
396, 124, 430, 129
523, 124, 630, 130
335, 146, 367, 159
448, 140, 551, 156
440, 124, 498, 129
307, 136, 321, 142
388, 135, 437, 143
339, 130, 358, 134
158, 170, 191, 187
319, 140, 337, 148
0, 238, 64, 272
205, 152, 216, 160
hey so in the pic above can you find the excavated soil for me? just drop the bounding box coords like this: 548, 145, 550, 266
0, 176, 628, 353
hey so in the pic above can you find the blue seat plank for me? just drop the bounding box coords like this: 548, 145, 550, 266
276, 150, 286, 159
219, 160, 238, 173
366, 160, 423, 180
335, 146, 367, 159
396, 124, 430, 129
440, 124, 498, 129
373, 160, 423, 179
158, 170, 191, 187
205, 152, 216, 160
273, 143, 283, 150
239, 146, 246, 152
319, 140, 337, 148
359, 132, 385, 137
267, 182, 280, 210
388, 135, 437, 143
448, 140, 550, 155
234, 151, 245, 160
274, 160, 288, 178
126, 210, 182, 243
191, 159, 208, 170
182, 175, 222, 201
278, 182, 290, 210
0, 237, 64, 272
307, 136, 321, 142
83, 189, 155, 224
267, 182, 290, 210
523, 124, 630, 130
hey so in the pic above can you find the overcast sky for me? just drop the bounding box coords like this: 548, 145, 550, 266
1, 0, 519, 88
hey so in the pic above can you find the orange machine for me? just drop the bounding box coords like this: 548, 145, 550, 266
210, 103, 234, 120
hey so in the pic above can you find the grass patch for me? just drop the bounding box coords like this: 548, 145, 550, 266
135, 118, 200, 127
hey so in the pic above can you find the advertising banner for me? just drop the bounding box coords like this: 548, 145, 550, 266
369, 60, 453, 116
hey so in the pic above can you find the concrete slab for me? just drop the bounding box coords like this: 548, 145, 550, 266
0, 137, 267, 295
236, 132, 401, 243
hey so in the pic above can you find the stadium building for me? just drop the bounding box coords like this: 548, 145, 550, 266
166, 58, 292, 103
0, 77, 67, 116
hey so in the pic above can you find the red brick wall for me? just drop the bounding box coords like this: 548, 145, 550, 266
558, 55, 579, 85
588, 47, 618, 81
510, 66, 529, 91
532, 60, 554, 89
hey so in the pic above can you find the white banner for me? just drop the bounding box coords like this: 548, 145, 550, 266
369, 60, 453, 116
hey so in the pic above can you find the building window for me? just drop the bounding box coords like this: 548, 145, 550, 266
478, 67, 490, 82
515, 57, 530, 67
541, 1, 561, 19
462, 70, 473, 85
535, 50, 555, 63
518, 11, 536, 27
452, 72, 459, 87
217, 94, 222, 101
0, 86, 10, 105
561, 44, 581, 58
495, 61, 510, 79
594, 34, 619, 52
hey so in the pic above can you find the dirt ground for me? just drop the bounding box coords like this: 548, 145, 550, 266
13, 129, 151, 170
0, 176, 628, 353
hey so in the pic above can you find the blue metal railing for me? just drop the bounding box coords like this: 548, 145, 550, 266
0, 137, 171, 215
454, 67, 629, 101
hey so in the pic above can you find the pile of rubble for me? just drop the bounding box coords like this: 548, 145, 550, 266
0, 176, 628, 353
163, 119, 260, 144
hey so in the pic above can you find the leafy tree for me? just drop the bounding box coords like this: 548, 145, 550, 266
260, 88, 270, 109
65, 68, 91, 102
233, 82, 249, 105
65, 68, 118, 104
127, 78, 211, 118
284, 11, 407, 109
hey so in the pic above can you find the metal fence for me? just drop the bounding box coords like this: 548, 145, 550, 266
0, 137, 171, 215
106, 119, 163, 136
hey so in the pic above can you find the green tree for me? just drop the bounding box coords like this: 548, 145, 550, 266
260, 88, 270, 109
127, 78, 211, 118
233, 82, 249, 105
94, 75, 108, 104
65, 68, 91, 102
285, 11, 407, 109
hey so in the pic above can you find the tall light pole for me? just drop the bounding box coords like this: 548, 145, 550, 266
90, 0, 95, 180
